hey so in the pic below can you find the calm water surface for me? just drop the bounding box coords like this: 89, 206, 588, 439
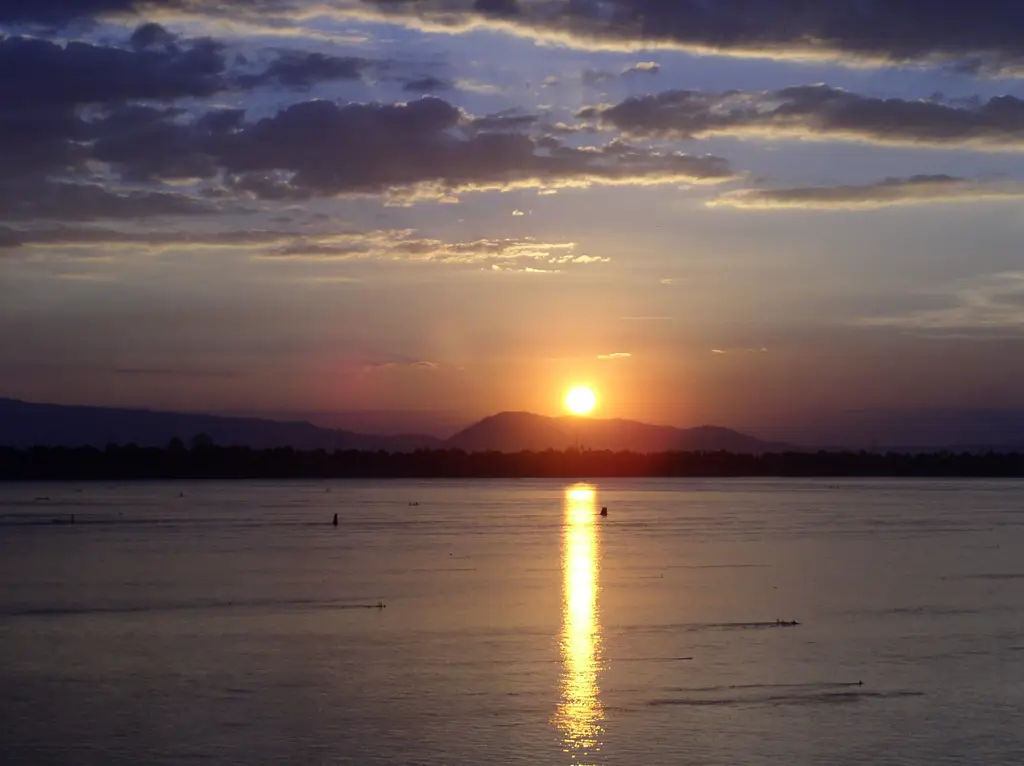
1, 479, 1023, 765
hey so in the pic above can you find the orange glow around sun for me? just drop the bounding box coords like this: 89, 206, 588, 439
565, 386, 597, 416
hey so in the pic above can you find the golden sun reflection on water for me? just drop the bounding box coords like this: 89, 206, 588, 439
553, 484, 604, 764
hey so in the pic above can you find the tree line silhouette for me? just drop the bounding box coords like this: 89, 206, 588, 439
2, 439, 1024, 480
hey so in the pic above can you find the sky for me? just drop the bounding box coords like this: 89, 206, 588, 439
3, 0, 1024, 439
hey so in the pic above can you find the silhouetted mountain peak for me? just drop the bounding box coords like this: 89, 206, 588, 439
0, 398, 442, 452
481, 411, 551, 424
450, 411, 788, 453
448, 411, 572, 452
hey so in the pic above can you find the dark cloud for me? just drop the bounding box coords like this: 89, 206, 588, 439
580, 86, 1024, 150
28, 99, 729, 214
352, 0, 1024, 74
0, 27, 226, 182
225, 172, 311, 201
0, 0, 146, 24
0, 27, 368, 110
211, 97, 462, 194
711, 175, 1024, 210
472, 0, 519, 16
9, 1, 1024, 74
403, 76, 452, 93
0, 22, 385, 188
197, 97, 733, 199
0, 106, 87, 179
129, 21, 179, 50
469, 110, 539, 131
196, 108, 246, 133
0, 181, 212, 223
91, 106, 220, 182
237, 51, 366, 88
0, 16, 732, 219
0, 32, 226, 107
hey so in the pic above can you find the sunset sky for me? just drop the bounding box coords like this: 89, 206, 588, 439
3, 0, 1024, 438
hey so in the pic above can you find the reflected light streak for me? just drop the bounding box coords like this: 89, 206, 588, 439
553, 484, 604, 763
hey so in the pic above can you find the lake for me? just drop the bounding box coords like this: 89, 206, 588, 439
1, 479, 1023, 765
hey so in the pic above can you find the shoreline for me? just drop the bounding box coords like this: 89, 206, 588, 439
3, 446, 1023, 480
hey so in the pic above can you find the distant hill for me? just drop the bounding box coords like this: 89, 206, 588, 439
448, 411, 793, 454
0, 399, 795, 454
740, 408, 1024, 450
446, 412, 573, 453
0, 398, 442, 452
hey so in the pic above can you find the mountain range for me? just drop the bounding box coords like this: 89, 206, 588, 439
0, 398, 791, 454
449, 412, 792, 453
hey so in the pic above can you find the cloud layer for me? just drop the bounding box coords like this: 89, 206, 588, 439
9, 1, 1024, 73
7, 7, 1022, 236
153, 99, 731, 200
2, 224, 609, 272
581, 86, 1024, 150
711, 175, 1024, 210
863, 272, 1024, 334
1, 54, 733, 224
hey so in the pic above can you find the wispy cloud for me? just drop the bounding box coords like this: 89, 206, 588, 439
363, 359, 442, 373
52, 272, 117, 282
490, 265, 562, 274
710, 176, 1024, 210
862, 272, 1024, 334
8, 226, 609, 272
623, 61, 660, 75
597, 352, 632, 360
711, 347, 769, 355
583, 60, 660, 87
453, 78, 503, 95
581, 87, 1024, 152
267, 234, 600, 272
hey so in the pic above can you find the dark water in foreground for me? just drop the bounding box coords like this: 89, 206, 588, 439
1, 479, 1023, 765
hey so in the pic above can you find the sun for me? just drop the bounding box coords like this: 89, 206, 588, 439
565, 386, 597, 416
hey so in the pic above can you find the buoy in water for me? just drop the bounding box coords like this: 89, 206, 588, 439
600, 506, 608, 517
332, 513, 338, 527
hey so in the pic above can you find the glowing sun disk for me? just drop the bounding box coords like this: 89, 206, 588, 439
565, 386, 597, 415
